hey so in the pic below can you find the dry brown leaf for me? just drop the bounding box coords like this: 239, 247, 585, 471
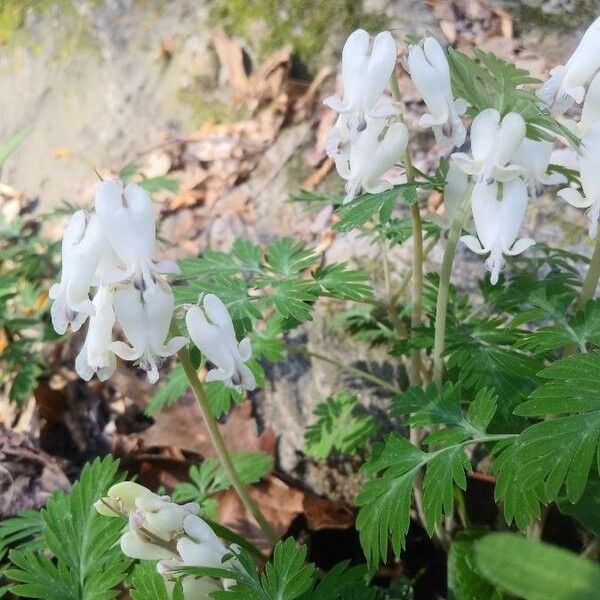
212, 28, 249, 95
301, 158, 334, 190
302, 494, 355, 530
52, 147, 72, 159
218, 475, 305, 552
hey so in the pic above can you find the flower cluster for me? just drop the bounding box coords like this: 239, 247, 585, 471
50, 181, 187, 383
50, 181, 257, 390
96, 482, 238, 598
325, 27, 600, 284
324, 29, 408, 203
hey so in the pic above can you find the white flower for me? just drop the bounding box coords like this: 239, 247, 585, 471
323, 29, 398, 132
572, 70, 600, 135
408, 36, 467, 148
186, 294, 256, 392
537, 17, 600, 114
558, 125, 600, 238
94, 180, 179, 291
75, 286, 116, 382
334, 117, 409, 203
96, 482, 233, 597
109, 284, 187, 384
460, 179, 535, 285
49, 210, 108, 334
452, 108, 525, 184
513, 137, 566, 197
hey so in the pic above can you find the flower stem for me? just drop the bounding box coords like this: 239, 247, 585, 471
577, 233, 600, 311
178, 347, 279, 544
409, 202, 424, 386
283, 343, 403, 395
432, 185, 473, 387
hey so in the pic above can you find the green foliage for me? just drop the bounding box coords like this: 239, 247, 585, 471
211, 538, 316, 600
448, 531, 501, 600
146, 363, 189, 415
474, 533, 600, 600
0, 510, 45, 561
0, 210, 59, 405
118, 161, 179, 194
495, 352, 600, 529
333, 186, 418, 233
175, 237, 372, 335
447, 47, 578, 145
357, 385, 505, 569
0, 128, 29, 168
129, 561, 170, 600
172, 452, 273, 519
304, 392, 376, 460
5, 456, 130, 600
556, 477, 600, 536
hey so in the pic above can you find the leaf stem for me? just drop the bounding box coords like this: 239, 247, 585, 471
432, 184, 473, 387
178, 347, 279, 544
282, 343, 403, 395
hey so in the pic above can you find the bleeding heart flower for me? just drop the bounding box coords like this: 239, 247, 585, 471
408, 36, 467, 148
452, 108, 525, 185
324, 29, 398, 133
513, 137, 566, 198
94, 180, 179, 291
186, 294, 256, 392
460, 179, 535, 285
109, 284, 187, 384
558, 125, 600, 238
537, 17, 600, 114
334, 117, 409, 203
49, 210, 108, 335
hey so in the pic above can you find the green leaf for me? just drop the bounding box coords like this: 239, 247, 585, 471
334, 186, 417, 233
310, 561, 372, 600
314, 263, 374, 302
9, 362, 43, 405
204, 380, 243, 418
0, 128, 30, 167
138, 175, 179, 194
146, 364, 188, 416
129, 560, 170, 600
448, 531, 501, 600
304, 392, 376, 460
172, 452, 273, 515
557, 477, 600, 536
265, 238, 317, 276
118, 161, 140, 184
358, 386, 500, 568
0, 510, 45, 560
6, 456, 129, 600
211, 538, 317, 600
475, 533, 600, 600
495, 352, 600, 512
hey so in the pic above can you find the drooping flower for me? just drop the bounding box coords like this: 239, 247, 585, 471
334, 117, 409, 203
49, 210, 108, 334
452, 108, 525, 184
408, 36, 467, 148
571, 70, 600, 135
186, 294, 256, 392
75, 286, 116, 382
513, 137, 566, 198
109, 284, 187, 384
94, 180, 179, 291
557, 125, 600, 238
537, 17, 600, 114
96, 482, 234, 597
324, 29, 398, 132
460, 179, 535, 285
